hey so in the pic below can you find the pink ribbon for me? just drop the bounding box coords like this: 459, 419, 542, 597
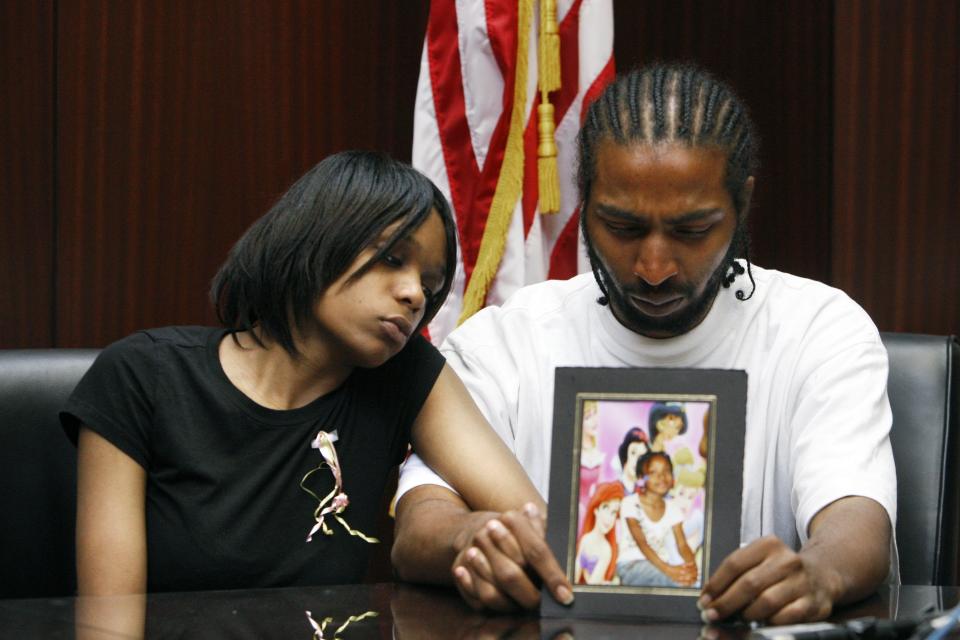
305, 609, 378, 639
301, 430, 378, 544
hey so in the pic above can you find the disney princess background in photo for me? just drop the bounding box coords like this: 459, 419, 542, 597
575, 398, 711, 589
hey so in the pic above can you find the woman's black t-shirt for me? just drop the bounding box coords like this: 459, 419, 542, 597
61, 326, 444, 592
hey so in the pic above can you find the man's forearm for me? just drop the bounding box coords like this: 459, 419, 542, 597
392, 485, 498, 584
801, 496, 892, 606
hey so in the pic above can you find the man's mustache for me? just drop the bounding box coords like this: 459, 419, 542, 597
620, 281, 695, 299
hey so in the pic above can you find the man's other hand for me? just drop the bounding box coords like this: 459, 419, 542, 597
698, 497, 890, 625
698, 535, 838, 625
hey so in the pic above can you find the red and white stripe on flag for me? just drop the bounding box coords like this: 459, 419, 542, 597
413, 0, 614, 345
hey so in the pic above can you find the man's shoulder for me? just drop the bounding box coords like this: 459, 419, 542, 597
752, 266, 842, 298
752, 266, 875, 327
749, 265, 882, 352
441, 274, 600, 371
500, 272, 599, 311
450, 274, 597, 337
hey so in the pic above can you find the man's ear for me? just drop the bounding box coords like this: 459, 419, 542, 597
739, 176, 755, 219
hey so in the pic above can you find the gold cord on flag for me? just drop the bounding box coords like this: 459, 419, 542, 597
537, 0, 561, 214
458, 0, 533, 324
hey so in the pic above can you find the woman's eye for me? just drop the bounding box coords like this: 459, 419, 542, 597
422, 285, 434, 299
383, 254, 403, 267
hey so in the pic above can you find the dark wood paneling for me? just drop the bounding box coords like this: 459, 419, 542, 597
55, 1, 430, 347
613, 0, 834, 283
6, 1, 956, 346
833, 0, 959, 334
0, 2, 55, 348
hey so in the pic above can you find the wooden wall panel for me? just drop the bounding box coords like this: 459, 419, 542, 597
55, 1, 429, 347
0, 2, 55, 348
613, 0, 834, 284
834, 0, 959, 334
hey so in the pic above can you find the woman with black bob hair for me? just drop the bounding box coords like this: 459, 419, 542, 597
212, 150, 457, 356
62, 151, 541, 595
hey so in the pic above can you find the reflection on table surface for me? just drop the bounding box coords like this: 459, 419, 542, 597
0, 583, 955, 639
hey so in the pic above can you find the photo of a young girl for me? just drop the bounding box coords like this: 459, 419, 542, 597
574, 398, 710, 590
617, 451, 699, 588
575, 482, 625, 585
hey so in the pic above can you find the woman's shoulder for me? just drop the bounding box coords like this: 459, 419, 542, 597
100, 325, 218, 349
374, 333, 444, 378
95, 325, 222, 370
125, 325, 222, 347
350, 334, 445, 422
60, 326, 222, 461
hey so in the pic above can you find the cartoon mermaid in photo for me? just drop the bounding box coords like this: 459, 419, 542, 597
575, 481, 625, 585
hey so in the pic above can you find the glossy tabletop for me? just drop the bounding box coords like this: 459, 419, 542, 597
0, 583, 956, 639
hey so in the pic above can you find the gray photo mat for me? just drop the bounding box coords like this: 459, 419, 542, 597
542, 367, 747, 622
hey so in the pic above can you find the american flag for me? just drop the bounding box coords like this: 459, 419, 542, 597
413, 0, 614, 344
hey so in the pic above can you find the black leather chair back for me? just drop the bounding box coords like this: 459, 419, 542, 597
0, 349, 98, 598
881, 333, 960, 585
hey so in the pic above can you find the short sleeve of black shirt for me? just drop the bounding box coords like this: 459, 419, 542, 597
349, 332, 447, 467
60, 330, 159, 469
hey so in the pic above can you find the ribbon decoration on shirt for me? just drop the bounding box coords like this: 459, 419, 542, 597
300, 430, 378, 544
305, 610, 378, 639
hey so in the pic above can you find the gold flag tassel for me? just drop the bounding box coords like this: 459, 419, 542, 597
538, 0, 560, 92
537, 0, 561, 214
458, 0, 533, 324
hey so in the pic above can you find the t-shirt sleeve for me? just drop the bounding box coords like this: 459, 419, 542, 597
377, 333, 446, 465
396, 452, 454, 501
665, 501, 685, 528
620, 494, 641, 521
59, 331, 159, 469
789, 336, 897, 543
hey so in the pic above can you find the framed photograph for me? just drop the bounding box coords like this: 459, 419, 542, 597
541, 367, 747, 622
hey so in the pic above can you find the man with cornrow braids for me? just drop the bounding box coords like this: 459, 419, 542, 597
393, 62, 895, 625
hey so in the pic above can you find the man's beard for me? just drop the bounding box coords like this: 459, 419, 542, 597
584, 226, 743, 338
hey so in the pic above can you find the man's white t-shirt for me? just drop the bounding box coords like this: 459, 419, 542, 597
399, 265, 897, 558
